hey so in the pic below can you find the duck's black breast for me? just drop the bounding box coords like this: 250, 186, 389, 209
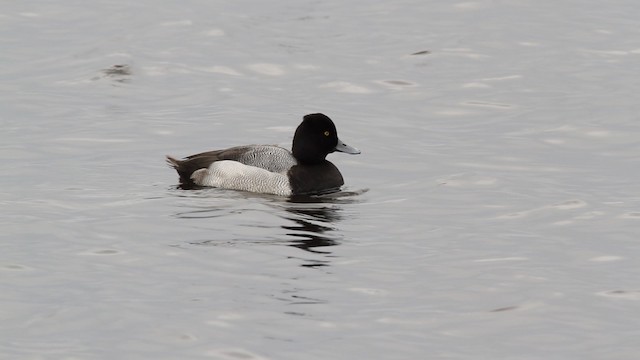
287, 160, 344, 195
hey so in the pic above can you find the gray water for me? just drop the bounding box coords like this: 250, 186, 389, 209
2, 0, 640, 359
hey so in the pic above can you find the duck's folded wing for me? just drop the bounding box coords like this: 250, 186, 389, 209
167, 145, 295, 184
166, 150, 224, 183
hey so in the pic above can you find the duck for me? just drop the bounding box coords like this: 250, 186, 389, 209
166, 113, 361, 196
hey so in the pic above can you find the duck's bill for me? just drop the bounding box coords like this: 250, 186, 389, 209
334, 138, 361, 154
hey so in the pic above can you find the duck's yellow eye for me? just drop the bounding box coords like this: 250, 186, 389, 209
324, 131, 330, 136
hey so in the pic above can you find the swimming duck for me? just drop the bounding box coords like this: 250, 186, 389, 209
166, 113, 360, 195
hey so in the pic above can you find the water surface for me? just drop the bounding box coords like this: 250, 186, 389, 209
2, 0, 640, 359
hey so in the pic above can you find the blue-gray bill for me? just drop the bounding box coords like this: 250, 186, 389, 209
334, 138, 361, 154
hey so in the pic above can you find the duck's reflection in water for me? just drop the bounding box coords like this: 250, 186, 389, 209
279, 191, 364, 267
282, 213, 338, 254
171, 188, 366, 267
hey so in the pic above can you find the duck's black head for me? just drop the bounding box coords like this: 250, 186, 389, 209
292, 113, 360, 164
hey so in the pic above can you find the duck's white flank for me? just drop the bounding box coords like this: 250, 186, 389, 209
191, 160, 292, 196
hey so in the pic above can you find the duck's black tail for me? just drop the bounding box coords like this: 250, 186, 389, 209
165, 155, 179, 169
165, 155, 194, 185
